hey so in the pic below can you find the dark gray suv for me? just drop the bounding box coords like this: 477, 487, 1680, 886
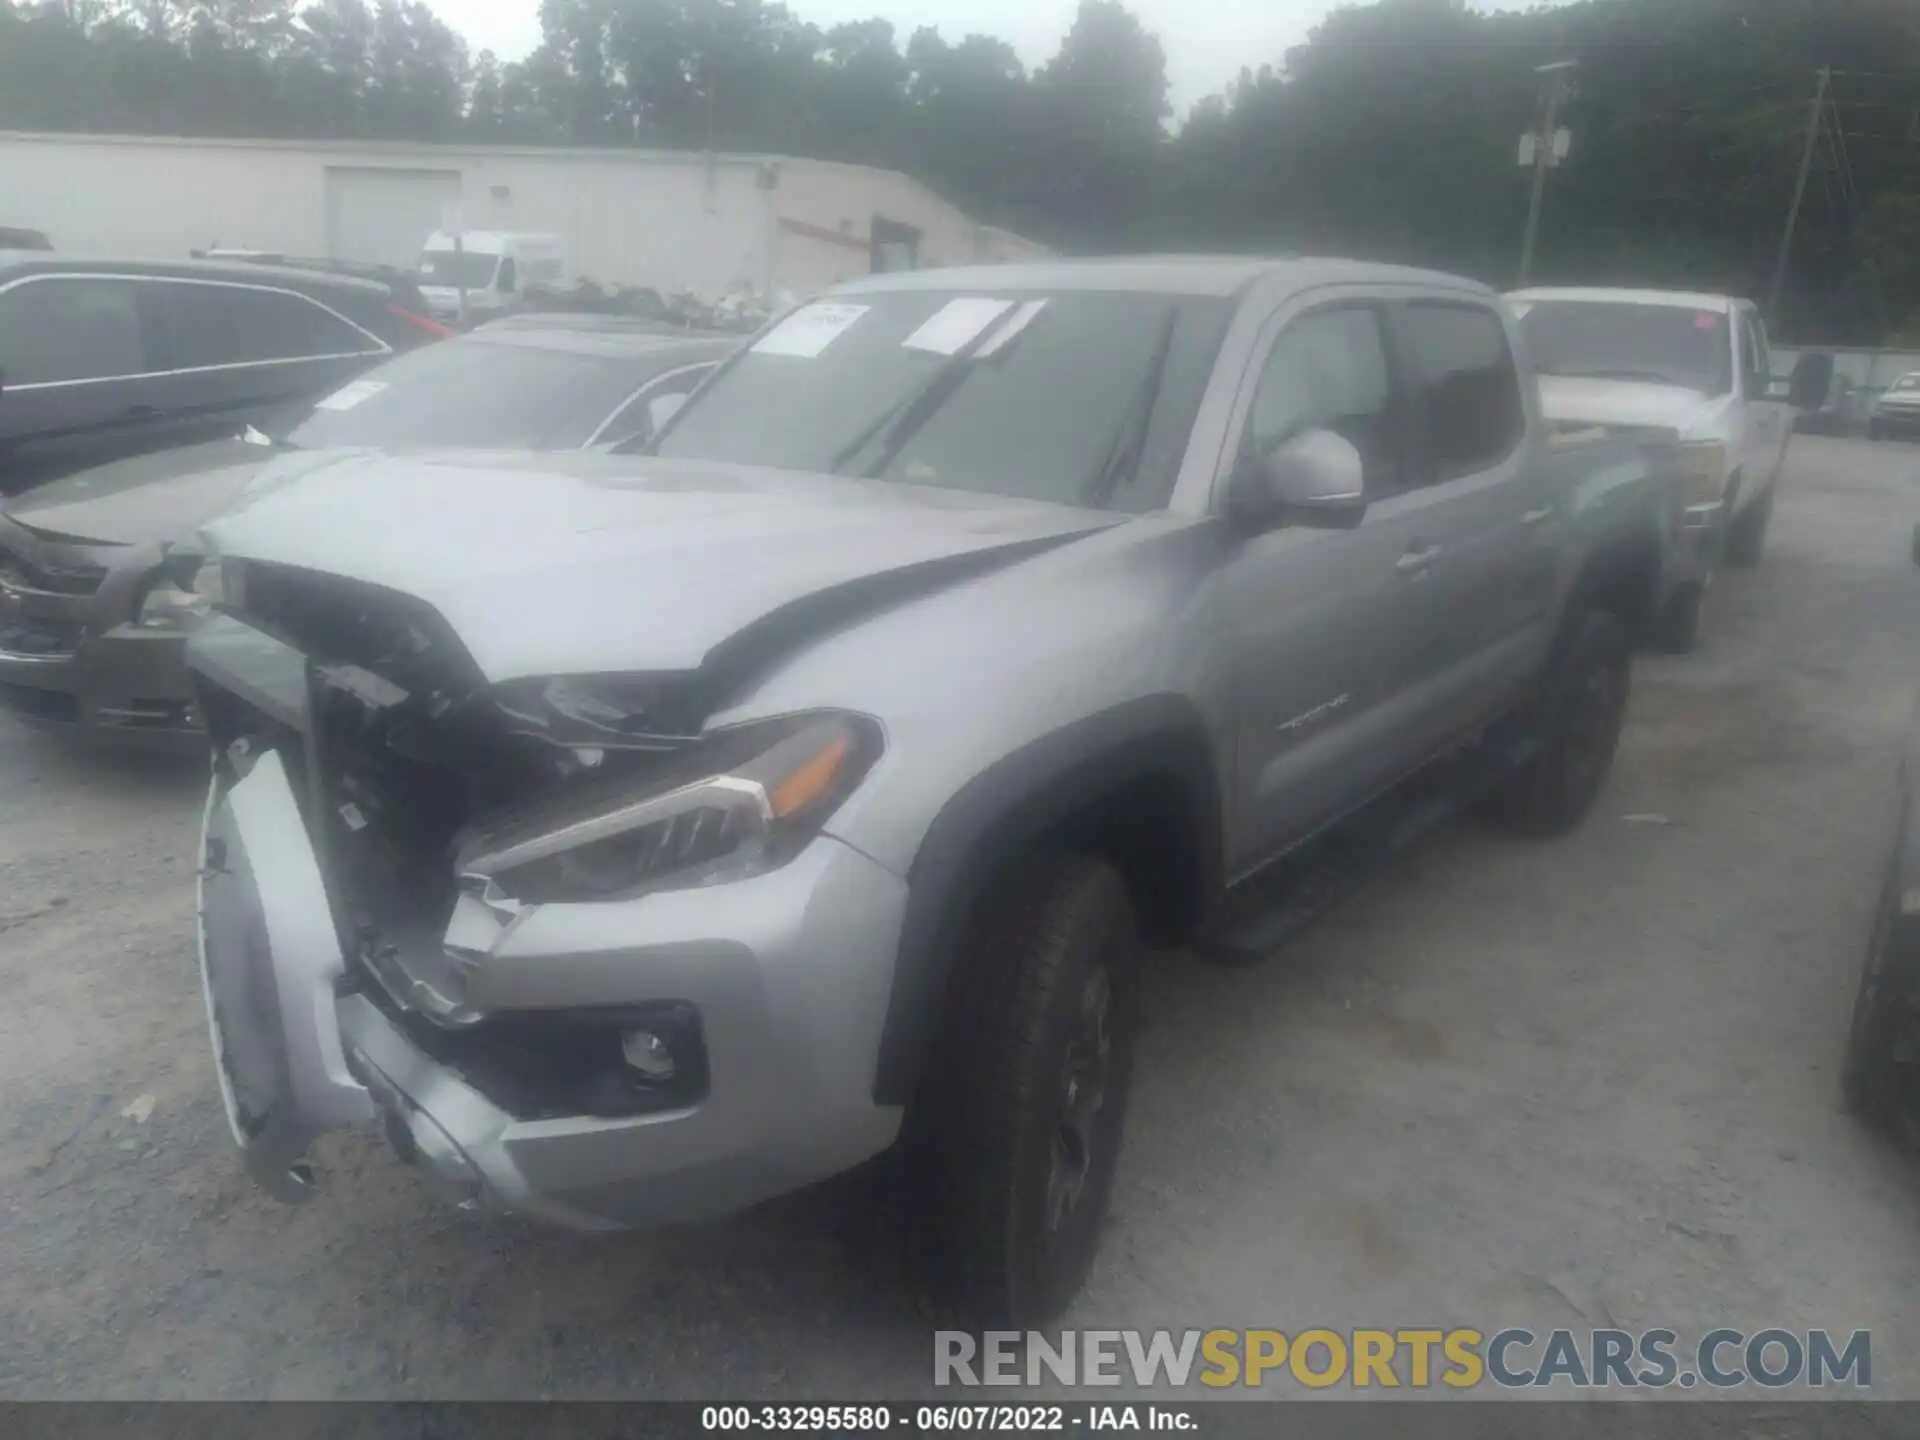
0, 255, 446, 494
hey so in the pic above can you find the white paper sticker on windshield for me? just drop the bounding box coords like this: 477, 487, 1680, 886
315, 379, 387, 411
752, 302, 870, 358
902, 297, 1015, 356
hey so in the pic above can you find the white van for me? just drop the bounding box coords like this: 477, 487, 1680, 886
1507, 287, 1827, 567
416, 232, 568, 325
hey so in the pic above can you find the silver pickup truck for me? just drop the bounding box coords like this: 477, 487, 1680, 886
182, 256, 1691, 1326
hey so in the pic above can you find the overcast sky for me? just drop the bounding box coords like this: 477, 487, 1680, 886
430, 0, 1547, 118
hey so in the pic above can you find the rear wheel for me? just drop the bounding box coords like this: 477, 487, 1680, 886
1485, 608, 1631, 837
909, 854, 1143, 1328
1725, 483, 1774, 567
1651, 579, 1705, 655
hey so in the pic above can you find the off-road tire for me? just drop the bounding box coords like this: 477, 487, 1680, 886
1842, 859, 1917, 1140
1651, 579, 1705, 655
1485, 608, 1631, 837
1725, 483, 1774, 567
908, 853, 1143, 1329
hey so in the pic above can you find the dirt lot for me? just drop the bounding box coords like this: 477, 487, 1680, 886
5, 435, 1920, 1400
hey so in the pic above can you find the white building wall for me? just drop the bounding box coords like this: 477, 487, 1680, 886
0, 131, 1046, 298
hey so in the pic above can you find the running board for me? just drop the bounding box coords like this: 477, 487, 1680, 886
1195, 733, 1539, 966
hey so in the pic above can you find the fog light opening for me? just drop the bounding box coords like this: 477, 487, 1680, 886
621, 1027, 678, 1083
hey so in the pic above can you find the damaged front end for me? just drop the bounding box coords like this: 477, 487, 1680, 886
190, 559, 885, 1212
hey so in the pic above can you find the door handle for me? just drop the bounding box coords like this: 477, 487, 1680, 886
1522, 506, 1553, 526
1396, 544, 1441, 575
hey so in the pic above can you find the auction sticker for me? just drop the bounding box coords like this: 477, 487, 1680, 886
752, 302, 870, 358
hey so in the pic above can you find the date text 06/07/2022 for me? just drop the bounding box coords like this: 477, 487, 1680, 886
700, 1404, 1197, 1432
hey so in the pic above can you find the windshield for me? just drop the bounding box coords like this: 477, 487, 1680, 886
1517, 301, 1733, 395
651, 289, 1231, 512
417, 248, 501, 290
282, 339, 644, 451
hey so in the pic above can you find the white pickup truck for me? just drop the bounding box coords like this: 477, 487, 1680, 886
1507, 287, 1830, 573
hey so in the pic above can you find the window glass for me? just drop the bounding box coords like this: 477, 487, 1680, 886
1741, 313, 1770, 395
1517, 300, 1732, 396
154, 282, 377, 368
1244, 305, 1401, 495
653, 290, 1232, 513
498, 257, 517, 294
283, 337, 640, 451
0, 277, 147, 384
418, 249, 500, 289
1401, 302, 1526, 478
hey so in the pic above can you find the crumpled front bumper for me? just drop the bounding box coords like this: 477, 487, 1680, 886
194, 678, 911, 1230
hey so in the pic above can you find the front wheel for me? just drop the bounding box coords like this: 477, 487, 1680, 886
1485, 608, 1631, 837
909, 854, 1143, 1328
1725, 483, 1774, 567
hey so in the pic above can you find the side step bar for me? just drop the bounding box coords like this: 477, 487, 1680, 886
1195, 733, 1540, 966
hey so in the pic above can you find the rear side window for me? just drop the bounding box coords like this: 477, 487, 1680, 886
1244, 304, 1403, 496
1399, 302, 1525, 480
151, 282, 381, 369
0, 276, 148, 384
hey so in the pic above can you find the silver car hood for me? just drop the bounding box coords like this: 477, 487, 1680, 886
197, 449, 1123, 683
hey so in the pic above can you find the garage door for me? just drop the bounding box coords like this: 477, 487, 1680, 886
324, 167, 464, 269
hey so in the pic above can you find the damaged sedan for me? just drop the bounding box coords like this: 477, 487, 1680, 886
188, 258, 1685, 1324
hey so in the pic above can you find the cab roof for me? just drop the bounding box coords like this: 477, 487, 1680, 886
835, 254, 1497, 301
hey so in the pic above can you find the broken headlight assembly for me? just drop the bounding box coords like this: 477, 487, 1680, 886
455, 712, 881, 905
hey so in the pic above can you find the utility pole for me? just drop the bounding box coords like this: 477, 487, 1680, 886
1517, 60, 1577, 288
1767, 66, 1831, 324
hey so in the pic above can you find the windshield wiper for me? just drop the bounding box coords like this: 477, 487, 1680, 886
831, 306, 1038, 478
1083, 307, 1178, 507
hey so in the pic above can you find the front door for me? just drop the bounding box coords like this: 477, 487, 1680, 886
1219, 298, 1433, 875
1736, 306, 1791, 491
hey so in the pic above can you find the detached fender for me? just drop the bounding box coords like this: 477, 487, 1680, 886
870, 693, 1222, 1106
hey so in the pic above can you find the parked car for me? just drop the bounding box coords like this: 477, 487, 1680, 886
0, 256, 448, 495
1869, 372, 1920, 442
193, 249, 442, 327
186, 256, 1684, 1327
1507, 287, 1830, 575
417, 231, 568, 327
1842, 521, 1920, 1143
0, 323, 736, 744
0, 227, 53, 252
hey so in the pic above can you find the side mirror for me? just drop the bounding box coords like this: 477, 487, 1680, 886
1235, 429, 1368, 531
1787, 352, 1833, 410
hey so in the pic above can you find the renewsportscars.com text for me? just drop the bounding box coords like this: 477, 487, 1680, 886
934, 1328, 1871, 1391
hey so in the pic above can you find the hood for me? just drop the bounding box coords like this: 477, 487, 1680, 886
1536, 375, 1723, 436
199, 449, 1125, 684
4, 437, 270, 545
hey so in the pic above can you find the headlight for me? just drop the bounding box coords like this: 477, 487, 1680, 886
455, 713, 880, 905
1677, 441, 1728, 507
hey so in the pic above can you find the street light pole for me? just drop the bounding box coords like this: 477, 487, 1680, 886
1518, 61, 1577, 289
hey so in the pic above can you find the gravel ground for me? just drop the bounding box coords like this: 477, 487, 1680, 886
4, 435, 1920, 1401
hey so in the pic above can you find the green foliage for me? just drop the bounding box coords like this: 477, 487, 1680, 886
0, 0, 1916, 340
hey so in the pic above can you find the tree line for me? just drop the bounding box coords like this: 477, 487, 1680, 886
2, 0, 1918, 342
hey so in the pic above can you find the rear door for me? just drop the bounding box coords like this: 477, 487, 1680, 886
1375, 298, 1547, 753
0, 272, 173, 489
142, 279, 391, 442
